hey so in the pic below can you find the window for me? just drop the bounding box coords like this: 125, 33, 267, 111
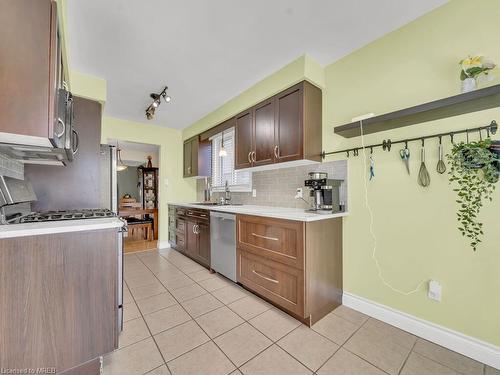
211, 128, 252, 192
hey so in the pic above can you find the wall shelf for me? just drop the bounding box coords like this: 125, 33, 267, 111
334, 84, 500, 138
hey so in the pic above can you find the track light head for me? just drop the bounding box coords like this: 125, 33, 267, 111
145, 87, 171, 120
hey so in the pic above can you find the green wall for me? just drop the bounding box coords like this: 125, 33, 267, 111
68, 0, 500, 346
323, 0, 500, 346
182, 54, 325, 140
180, 0, 500, 346
101, 117, 195, 243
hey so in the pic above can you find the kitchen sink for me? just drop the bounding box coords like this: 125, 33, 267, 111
191, 202, 243, 206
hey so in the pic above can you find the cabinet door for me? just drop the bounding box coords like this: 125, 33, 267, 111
274, 84, 303, 163
186, 219, 198, 257
253, 99, 275, 166
0, 0, 57, 141
234, 109, 254, 169
190, 137, 199, 176
183, 139, 193, 177
196, 222, 211, 267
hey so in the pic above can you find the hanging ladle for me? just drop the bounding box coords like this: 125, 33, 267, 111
418, 139, 431, 187
436, 136, 446, 174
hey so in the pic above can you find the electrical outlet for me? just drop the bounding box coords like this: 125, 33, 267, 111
428, 280, 442, 302
252, 189, 257, 197
295, 187, 303, 199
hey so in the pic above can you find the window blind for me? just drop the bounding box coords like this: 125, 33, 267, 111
211, 128, 251, 191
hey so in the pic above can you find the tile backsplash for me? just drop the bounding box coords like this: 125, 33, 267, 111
197, 160, 347, 210
0, 152, 23, 180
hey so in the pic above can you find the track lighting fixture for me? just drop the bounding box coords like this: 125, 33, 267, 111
145, 86, 171, 120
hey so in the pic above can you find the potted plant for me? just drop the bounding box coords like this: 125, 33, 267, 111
447, 139, 498, 251
459, 55, 496, 93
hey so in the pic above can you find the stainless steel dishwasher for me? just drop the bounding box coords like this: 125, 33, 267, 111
210, 211, 236, 282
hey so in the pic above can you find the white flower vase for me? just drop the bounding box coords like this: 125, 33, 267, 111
461, 77, 476, 93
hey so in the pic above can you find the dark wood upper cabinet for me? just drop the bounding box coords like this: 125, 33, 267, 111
234, 81, 322, 170
274, 84, 303, 162
253, 99, 275, 166
234, 109, 254, 169
183, 136, 211, 178
0, 0, 62, 146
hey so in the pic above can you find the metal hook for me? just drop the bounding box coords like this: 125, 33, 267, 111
450, 132, 454, 144
479, 128, 483, 141
421, 138, 424, 147
491, 120, 498, 135
466, 130, 469, 143
346, 150, 350, 157
404, 141, 408, 149
370, 147, 373, 154
438, 136, 442, 145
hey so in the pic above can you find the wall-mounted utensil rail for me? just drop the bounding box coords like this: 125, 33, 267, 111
321, 120, 498, 158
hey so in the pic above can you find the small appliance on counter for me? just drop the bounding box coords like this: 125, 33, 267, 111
305, 172, 343, 214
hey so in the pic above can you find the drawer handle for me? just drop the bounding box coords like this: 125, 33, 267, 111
252, 270, 279, 284
252, 232, 279, 241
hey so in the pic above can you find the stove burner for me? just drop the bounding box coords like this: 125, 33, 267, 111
18, 209, 117, 223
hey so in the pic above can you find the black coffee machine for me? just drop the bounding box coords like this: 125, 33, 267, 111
304, 172, 343, 213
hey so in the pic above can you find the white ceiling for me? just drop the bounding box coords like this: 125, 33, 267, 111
67, 0, 446, 130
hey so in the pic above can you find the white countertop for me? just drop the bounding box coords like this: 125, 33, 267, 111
172, 203, 348, 222
0, 217, 125, 239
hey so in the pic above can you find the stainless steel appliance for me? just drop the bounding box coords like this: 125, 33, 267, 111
210, 211, 236, 282
0, 88, 77, 166
305, 172, 343, 213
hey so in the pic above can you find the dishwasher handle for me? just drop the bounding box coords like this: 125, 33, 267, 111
210, 212, 235, 221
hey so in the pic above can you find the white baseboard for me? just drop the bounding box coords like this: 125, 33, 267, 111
343, 292, 500, 370
158, 241, 171, 249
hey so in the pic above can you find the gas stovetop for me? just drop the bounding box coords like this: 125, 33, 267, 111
17, 209, 116, 223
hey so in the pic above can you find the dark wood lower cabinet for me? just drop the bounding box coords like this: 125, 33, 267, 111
169, 205, 211, 269
196, 222, 211, 266
0, 229, 118, 373
237, 214, 343, 325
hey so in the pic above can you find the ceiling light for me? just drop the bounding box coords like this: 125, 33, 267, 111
145, 86, 171, 120
116, 145, 128, 171
219, 130, 227, 157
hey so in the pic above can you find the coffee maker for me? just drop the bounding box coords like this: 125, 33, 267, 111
304, 172, 343, 213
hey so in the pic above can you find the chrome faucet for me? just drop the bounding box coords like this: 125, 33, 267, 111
223, 180, 231, 205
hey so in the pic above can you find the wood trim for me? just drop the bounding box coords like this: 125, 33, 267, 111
200, 117, 236, 141
303, 81, 323, 162
304, 217, 343, 325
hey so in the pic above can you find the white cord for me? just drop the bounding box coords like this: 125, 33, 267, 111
359, 119, 426, 296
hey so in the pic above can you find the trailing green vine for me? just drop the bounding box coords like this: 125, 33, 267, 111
447, 139, 498, 251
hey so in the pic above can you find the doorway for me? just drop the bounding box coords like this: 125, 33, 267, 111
110, 140, 160, 253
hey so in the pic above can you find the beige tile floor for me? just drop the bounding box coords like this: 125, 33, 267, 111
104, 249, 499, 375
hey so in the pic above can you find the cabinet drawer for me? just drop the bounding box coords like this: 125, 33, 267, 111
176, 207, 187, 217
176, 218, 186, 233
237, 250, 304, 317
176, 233, 186, 250
236, 215, 304, 269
